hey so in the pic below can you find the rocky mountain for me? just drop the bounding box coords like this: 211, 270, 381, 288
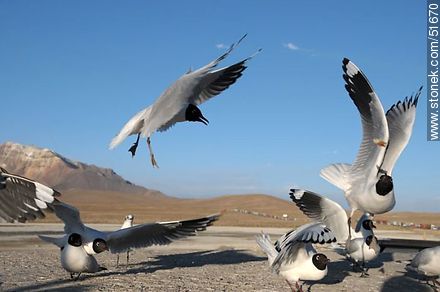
0, 141, 164, 196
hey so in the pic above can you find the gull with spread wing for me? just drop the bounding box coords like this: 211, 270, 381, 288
320, 58, 422, 226
289, 189, 381, 276
109, 34, 261, 167
0, 168, 220, 279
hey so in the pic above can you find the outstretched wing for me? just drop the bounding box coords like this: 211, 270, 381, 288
342, 58, 389, 179
52, 200, 85, 234
0, 168, 86, 233
192, 49, 261, 105
0, 168, 60, 223
289, 189, 349, 242
380, 88, 421, 174
104, 214, 220, 253
190, 34, 248, 77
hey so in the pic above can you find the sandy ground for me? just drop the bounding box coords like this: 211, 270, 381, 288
1, 225, 439, 292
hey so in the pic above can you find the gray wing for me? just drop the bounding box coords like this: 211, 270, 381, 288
0, 168, 60, 223
275, 222, 336, 251
190, 34, 248, 77
380, 88, 421, 174
342, 58, 389, 178
272, 222, 336, 272
346, 237, 363, 254
52, 200, 86, 234
192, 49, 261, 105
0, 168, 85, 233
289, 189, 349, 242
147, 35, 251, 134
104, 214, 220, 253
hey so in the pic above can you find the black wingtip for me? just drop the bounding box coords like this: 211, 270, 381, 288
342, 58, 350, 65
289, 189, 298, 201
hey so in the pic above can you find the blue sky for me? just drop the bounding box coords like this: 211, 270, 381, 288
0, 1, 438, 211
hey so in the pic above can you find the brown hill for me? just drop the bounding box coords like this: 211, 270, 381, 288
40, 190, 309, 227
40, 189, 440, 228
0, 141, 163, 197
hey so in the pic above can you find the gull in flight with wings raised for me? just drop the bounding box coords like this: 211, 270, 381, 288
109, 34, 261, 167
320, 58, 422, 226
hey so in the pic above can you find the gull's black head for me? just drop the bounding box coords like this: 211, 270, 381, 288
185, 104, 209, 125
365, 235, 375, 246
376, 174, 393, 196
362, 219, 377, 230
92, 238, 108, 253
312, 253, 329, 271
68, 233, 82, 247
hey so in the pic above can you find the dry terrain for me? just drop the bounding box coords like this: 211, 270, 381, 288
1, 225, 439, 292
1, 190, 439, 291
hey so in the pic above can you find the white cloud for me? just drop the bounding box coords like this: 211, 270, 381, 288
216, 43, 226, 49
284, 42, 300, 51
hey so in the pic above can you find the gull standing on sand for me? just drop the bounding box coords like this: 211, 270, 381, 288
320, 58, 422, 226
256, 222, 335, 292
39, 233, 107, 280
109, 34, 261, 167
289, 189, 381, 276
0, 168, 220, 279
116, 214, 134, 267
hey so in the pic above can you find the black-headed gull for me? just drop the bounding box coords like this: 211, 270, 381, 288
406, 246, 440, 287
320, 58, 422, 225
109, 34, 261, 167
116, 214, 134, 267
256, 222, 335, 291
290, 189, 381, 276
39, 233, 107, 280
0, 168, 220, 278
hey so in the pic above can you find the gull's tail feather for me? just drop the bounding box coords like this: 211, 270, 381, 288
320, 163, 352, 191
109, 106, 152, 149
256, 232, 278, 266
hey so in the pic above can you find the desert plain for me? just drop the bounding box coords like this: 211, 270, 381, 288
0, 190, 439, 291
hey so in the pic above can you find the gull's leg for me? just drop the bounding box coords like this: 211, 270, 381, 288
295, 281, 301, 292
70, 273, 74, 279
348, 209, 355, 238
360, 262, 370, 277
126, 250, 130, 267
74, 273, 81, 281
147, 137, 159, 168
128, 133, 141, 158
286, 280, 295, 291
116, 254, 120, 268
